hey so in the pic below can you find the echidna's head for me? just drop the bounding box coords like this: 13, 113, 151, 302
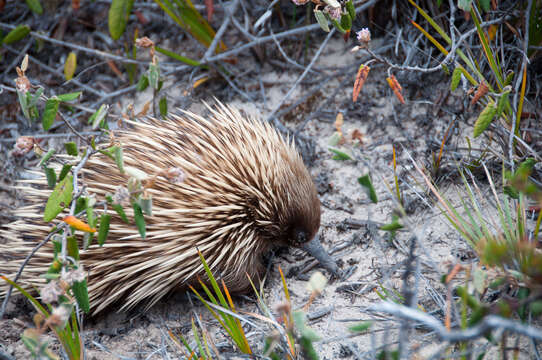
281, 177, 321, 248
259, 140, 322, 250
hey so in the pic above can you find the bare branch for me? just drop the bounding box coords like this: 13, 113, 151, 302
370, 301, 542, 342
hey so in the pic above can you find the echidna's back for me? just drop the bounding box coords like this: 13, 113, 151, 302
0, 102, 321, 314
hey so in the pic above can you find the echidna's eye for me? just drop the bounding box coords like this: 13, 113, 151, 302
291, 227, 309, 247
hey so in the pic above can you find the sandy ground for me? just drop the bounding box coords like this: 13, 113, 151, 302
0, 37, 536, 359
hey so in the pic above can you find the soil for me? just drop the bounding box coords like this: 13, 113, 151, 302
0, 26, 538, 360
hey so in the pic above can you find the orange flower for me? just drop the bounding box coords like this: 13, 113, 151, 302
470, 80, 489, 106
63, 215, 96, 233
386, 74, 405, 104
353, 64, 370, 102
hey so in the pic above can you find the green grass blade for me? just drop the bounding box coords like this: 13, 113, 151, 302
408, 0, 486, 85
470, 7, 504, 89
1, 276, 50, 316
155, 46, 201, 67
198, 252, 231, 309
190, 286, 237, 345
197, 279, 239, 341
191, 318, 206, 360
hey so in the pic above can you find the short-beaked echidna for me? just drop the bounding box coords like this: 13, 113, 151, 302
1, 102, 337, 314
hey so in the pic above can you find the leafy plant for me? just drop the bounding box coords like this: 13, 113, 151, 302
3, 56, 124, 359
408, 0, 519, 140
294, 0, 356, 35
2, 277, 83, 360
414, 157, 542, 322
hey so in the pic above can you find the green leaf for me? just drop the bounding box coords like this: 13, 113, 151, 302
340, 13, 352, 31
330, 18, 346, 34
133, 202, 146, 239
349, 321, 372, 333
479, 0, 490, 12
86, 198, 96, 229
346, 0, 356, 20
99, 146, 116, 160
154, 0, 219, 49
43, 175, 73, 222
473, 100, 497, 138
26, 92, 39, 120
140, 196, 152, 216
17, 90, 30, 119
529, 301, 542, 316
56, 92, 82, 102
136, 74, 149, 91
450, 67, 462, 91
503, 71, 514, 86
29, 87, 43, 107
42, 99, 59, 131
112, 203, 129, 223
457, 0, 472, 11
516, 158, 536, 177
503, 185, 519, 199
154, 46, 201, 67
358, 174, 378, 203
39, 149, 55, 167
2, 25, 31, 45
114, 145, 124, 173
44, 167, 57, 188
25, 0, 43, 14
292, 311, 320, 342
74, 197, 87, 215
72, 280, 90, 313
380, 215, 403, 232
495, 87, 511, 120
67, 235, 79, 261
58, 164, 72, 182
518, 287, 530, 320
159, 97, 168, 117
299, 337, 319, 360
65, 141, 78, 156
148, 63, 160, 90
329, 147, 352, 160
108, 0, 134, 40
88, 104, 109, 129
314, 10, 330, 32
97, 214, 111, 246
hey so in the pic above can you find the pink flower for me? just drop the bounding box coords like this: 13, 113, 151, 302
325, 6, 341, 20
13, 136, 35, 156
40, 280, 63, 304
113, 186, 130, 204
165, 167, 186, 184
356, 28, 371, 44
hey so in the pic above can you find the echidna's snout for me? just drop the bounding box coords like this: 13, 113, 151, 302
302, 233, 342, 277
281, 171, 340, 276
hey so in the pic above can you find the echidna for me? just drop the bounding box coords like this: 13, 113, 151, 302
1, 101, 338, 314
